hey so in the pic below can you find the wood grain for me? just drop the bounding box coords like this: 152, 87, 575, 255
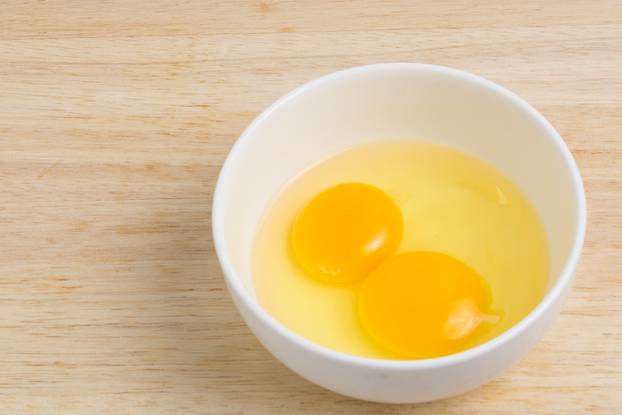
1, 1, 621, 413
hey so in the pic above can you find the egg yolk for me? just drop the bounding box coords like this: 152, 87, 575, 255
291, 183, 403, 283
358, 251, 494, 358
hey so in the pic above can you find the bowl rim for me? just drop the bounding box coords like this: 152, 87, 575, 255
211, 63, 587, 370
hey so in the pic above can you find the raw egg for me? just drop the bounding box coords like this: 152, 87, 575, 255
358, 251, 495, 358
291, 182, 403, 283
254, 141, 547, 359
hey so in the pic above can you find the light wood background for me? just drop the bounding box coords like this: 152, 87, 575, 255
1, 1, 621, 413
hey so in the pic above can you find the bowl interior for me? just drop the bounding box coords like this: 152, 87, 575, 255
214, 64, 583, 306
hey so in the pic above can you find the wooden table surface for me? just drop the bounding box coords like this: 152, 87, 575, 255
1, 1, 621, 413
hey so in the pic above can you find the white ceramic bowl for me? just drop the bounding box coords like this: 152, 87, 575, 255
212, 63, 586, 403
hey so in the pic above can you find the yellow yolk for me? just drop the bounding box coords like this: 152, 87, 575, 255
358, 251, 494, 358
291, 183, 403, 283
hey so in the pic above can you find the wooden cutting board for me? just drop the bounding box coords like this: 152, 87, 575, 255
1, 1, 620, 413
